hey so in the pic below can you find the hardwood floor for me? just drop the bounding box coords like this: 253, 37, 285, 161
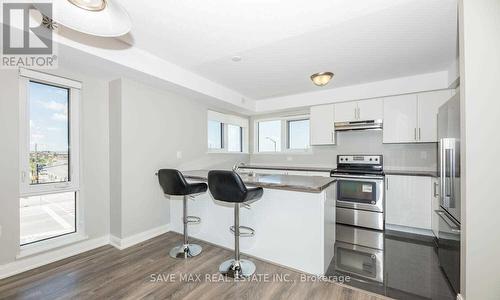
0, 232, 388, 300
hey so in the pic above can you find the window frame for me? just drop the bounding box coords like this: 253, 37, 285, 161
207, 110, 248, 154
227, 124, 243, 153
256, 119, 282, 153
19, 69, 81, 196
286, 118, 311, 150
253, 114, 312, 154
18, 69, 84, 249
207, 120, 224, 151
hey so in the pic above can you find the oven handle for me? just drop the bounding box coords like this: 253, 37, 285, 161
332, 174, 385, 180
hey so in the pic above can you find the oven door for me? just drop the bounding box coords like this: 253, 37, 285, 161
335, 241, 384, 283
334, 175, 384, 212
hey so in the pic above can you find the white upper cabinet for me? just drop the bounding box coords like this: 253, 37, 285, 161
417, 90, 453, 143
383, 90, 453, 143
310, 104, 335, 145
357, 99, 383, 120
335, 99, 383, 122
383, 94, 418, 143
334, 101, 358, 122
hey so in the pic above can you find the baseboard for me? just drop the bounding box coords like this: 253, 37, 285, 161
109, 224, 170, 250
0, 235, 109, 280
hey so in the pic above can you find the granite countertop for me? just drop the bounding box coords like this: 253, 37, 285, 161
182, 170, 336, 193
384, 169, 438, 177
239, 164, 333, 172
240, 164, 437, 177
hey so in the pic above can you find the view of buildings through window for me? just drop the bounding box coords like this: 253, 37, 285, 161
29, 81, 70, 185
20, 80, 76, 245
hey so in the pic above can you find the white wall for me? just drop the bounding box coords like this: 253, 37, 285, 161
109, 78, 249, 239
460, 0, 500, 299
0, 67, 110, 265
0, 70, 21, 264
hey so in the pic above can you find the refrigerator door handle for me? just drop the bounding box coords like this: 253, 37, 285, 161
450, 141, 456, 208
439, 139, 447, 207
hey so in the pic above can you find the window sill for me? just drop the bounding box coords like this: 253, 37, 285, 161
17, 232, 88, 259
206, 151, 249, 154
251, 151, 313, 155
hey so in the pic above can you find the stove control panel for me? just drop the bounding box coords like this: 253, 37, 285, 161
337, 155, 383, 165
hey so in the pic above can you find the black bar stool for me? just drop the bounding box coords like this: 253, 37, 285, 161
207, 170, 263, 278
157, 169, 207, 258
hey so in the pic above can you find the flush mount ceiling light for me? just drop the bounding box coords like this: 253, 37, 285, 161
231, 56, 242, 62
310, 72, 334, 86
34, 0, 131, 37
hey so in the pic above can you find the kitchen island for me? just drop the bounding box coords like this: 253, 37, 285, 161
168, 170, 336, 275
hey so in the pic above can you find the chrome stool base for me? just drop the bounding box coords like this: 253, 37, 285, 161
219, 259, 256, 278
169, 243, 202, 259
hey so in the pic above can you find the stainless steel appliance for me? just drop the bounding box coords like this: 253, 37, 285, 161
331, 155, 385, 230
436, 92, 461, 294
335, 119, 383, 131
334, 224, 385, 283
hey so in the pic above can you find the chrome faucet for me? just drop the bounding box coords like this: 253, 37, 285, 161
232, 162, 246, 172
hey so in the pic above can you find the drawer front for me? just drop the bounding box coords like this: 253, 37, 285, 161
336, 207, 384, 230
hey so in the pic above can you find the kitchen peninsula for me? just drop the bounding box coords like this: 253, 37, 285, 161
168, 170, 336, 275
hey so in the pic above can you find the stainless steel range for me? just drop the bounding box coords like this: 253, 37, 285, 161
331, 155, 385, 231
331, 155, 386, 284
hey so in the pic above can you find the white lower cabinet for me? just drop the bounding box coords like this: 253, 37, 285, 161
385, 175, 432, 230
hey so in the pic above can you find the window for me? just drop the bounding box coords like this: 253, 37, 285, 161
19, 69, 81, 245
227, 124, 242, 152
258, 120, 281, 152
288, 119, 310, 150
208, 120, 223, 149
254, 115, 311, 153
20, 192, 76, 245
207, 110, 248, 153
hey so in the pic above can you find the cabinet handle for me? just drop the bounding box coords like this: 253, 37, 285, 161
414, 128, 417, 141
418, 128, 421, 141
386, 177, 389, 190
433, 182, 439, 197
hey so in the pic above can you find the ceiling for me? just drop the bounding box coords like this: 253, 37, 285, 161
118, 0, 458, 100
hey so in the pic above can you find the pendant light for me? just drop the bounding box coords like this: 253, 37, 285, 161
34, 0, 131, 37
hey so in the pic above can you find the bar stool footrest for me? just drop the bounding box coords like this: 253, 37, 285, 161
186, 216, 201, 224
230, 225, 255, 237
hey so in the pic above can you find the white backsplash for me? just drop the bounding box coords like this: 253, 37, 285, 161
250, 130, 437, 171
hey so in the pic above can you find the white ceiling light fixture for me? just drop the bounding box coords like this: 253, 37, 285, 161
34, 0, 131, 37
310, 72, 334, 86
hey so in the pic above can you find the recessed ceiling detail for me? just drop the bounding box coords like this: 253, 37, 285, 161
113, 0, 458, 99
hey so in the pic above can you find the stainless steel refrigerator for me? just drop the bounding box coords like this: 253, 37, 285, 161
436, 92, 461, 294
